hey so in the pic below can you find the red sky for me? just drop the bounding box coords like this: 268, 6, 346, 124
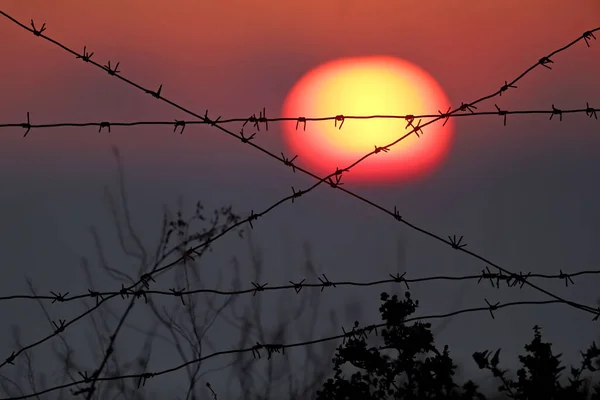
0, 0, 598, 180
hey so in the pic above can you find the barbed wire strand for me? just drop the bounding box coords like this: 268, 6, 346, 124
0, 298, 577, 400
0, 267, 592, 303
0, 106, 598, 133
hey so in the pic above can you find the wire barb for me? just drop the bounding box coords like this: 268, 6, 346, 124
52, 319, 67, 334
99, 121, 111, 133
413, 118, 424, 137
173, 119, 186, 134
585, 102, 598, 119
509, 271, 531, 289
318, 274, 336, 291
334, 114, 345, 129
103, 60, 120, 75
289, 279, 305, 294
203, 109, 221, 126
140, 273, 156, 289
87, 289, 103, 305
77, 371, 94, 383
404, 114, 415, 129
251, 342, 263, 359
247, 210, 259, 229
448, 235, 467, 250
583, 30, 597, 47
389, 272, 410, 289
296, 117, 307, 131
50, 291, 69, 303
393, 206, 402, 221
373, 145, 389, 154
119, 284, 130, 299
259, 107, 268, 130
243, 108, 268, 130
459, 102, 477, 113
75, 45, 94, 62
438, 106, 452, 127
281, 153, 298, 172
146, 84, 163, 99
494, 104, 508, 126
558, 269, 574, 287
539, 56, 554, 69
485, 299, 500, 319
251, 281, 268, 296
4, 352, 16, 365
499, 80, 517, 96
327, 167, 347, 188
291, 186, 305, 203
549, 104, 563, 121
30, 19, 46, 36
169, 288, 186, 305
137, 372, 155, 388
21, 111, 31, 137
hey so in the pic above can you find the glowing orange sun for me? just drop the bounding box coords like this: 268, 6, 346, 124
280, 56, 455, 184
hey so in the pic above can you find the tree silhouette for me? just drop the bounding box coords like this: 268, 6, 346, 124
0, 151, 337, 399
316, 291, 600, 400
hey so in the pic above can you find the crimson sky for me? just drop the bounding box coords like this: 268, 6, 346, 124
1, 0, 598, 176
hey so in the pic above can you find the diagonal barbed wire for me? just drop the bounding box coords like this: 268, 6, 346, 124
0, 11, 598, 380
1, 105, 598, 136
0, 267, 593, 304
0, 298, 586, 400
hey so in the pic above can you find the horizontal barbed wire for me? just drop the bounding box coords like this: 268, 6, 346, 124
0, 11, 598, 380
1, 106, 598, 135
0, 298, 580, 400
0, 267, 592, 304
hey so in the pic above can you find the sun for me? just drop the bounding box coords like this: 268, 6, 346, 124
280, 56, 455, 184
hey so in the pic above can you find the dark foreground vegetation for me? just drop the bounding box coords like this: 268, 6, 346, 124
316, 291, 600, 400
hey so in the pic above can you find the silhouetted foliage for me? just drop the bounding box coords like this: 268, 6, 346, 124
316, 291, 600, 400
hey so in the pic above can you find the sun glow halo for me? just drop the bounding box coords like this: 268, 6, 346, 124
281, 56, 455, 184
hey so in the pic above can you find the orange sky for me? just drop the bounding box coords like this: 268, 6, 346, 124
0, 0, 598, 178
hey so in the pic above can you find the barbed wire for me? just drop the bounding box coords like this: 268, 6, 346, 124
0, 267, 593, 304
1, 106, 598, 135
0, 10, 598, 381
0, 298, 582, 400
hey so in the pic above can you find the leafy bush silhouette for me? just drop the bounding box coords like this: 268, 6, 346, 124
316, 291, 600, 400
